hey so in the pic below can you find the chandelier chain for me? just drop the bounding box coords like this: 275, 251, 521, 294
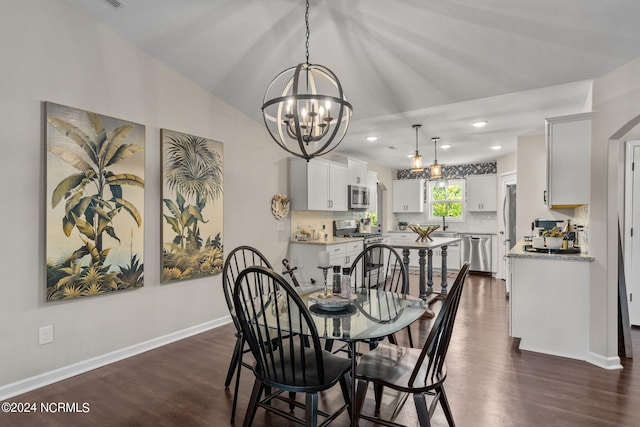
305, 0, 310, 65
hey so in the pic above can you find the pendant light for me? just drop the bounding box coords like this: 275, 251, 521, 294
410, 124, 423, 172
261, 0, 352, 161
430, 137, 449, 188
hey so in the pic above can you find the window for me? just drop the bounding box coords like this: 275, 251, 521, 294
428, 179, 464, 221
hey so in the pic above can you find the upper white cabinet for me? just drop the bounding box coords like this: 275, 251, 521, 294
466, 174, 497, 212
392, 179, 425, 212
545, 112, 593, 208
289, 158, 348, 211
348, 158, 368, 185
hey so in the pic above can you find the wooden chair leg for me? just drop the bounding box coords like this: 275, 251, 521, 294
437, 385, 456, 427
289, 392, 296, 413
355, 380, 370, 420
339, 374, 352, 417
413, 393, 432, 427
225, 336, 243, 388
324, 338, 334, 352
305, 392, 319, 427
230, 349, 243, 423
373, 383, 384, 411
406, 325, 414, 348
243, 379, 263, 427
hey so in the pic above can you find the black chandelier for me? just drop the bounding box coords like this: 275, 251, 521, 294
261, 0, 352, 161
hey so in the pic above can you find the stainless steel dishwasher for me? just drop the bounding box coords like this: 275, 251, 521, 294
460, 233, 492, 273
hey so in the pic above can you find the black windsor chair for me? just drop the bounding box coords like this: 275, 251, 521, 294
349, 243, 414, 348
233, 266, 352, 427
353, 263, 471, 427
222, 246, 273, 423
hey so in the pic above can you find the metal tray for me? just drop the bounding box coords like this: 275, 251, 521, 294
523, 244, 581, 254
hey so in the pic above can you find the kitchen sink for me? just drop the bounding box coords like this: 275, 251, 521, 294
429, 231, 460, 237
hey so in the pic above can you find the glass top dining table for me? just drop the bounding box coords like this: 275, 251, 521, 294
296, 285, 427, 343
293, 285, 427, 427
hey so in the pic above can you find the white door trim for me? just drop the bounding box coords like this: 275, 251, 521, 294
624, 140, 640, 325
498, 171, 517, 282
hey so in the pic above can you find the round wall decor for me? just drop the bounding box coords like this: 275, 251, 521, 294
271, 194, 290, 219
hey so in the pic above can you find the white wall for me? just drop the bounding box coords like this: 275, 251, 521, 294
0, 0, 290, 392
590, 56, 640, 361
515, 135, 574, 241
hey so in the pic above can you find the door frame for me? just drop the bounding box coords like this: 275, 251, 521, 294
624, 140, 640, 325
497, 171, 517, 281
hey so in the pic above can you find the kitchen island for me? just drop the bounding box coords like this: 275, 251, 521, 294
389, 237, 462, 300
507, 241, 595, 363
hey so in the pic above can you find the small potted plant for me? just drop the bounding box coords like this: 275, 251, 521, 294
543, 226, 565, 249
398, 221, 409, 231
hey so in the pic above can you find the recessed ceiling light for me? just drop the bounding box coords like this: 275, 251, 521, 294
440, 144, 451, 149
490, 145, 502, 150
365, 136, 378, 142
472, 121, 488, 128
388, 146, 397, 150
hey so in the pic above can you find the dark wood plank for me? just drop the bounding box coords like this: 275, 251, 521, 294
2, 274, 640, 426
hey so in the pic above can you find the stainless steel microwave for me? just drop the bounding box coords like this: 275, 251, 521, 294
348, 185, 370, 210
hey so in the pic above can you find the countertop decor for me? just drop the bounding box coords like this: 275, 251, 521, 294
408, 224, 440, 242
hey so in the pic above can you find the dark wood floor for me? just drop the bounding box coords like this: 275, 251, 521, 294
3, 274, 640, 427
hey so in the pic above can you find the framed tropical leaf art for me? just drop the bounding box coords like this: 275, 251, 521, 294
45, 102, 145, 301
161, 129, 224, 282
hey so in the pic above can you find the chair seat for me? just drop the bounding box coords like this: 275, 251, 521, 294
356, 343, 447, 393
255, 347, 351, 393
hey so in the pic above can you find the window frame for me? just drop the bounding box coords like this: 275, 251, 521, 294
427, 178, 465, 222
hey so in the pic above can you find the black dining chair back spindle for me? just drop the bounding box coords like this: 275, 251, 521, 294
233, 266, 351, 426
349, 243, 413, 347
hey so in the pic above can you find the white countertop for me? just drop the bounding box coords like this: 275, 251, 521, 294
388, 237, 462, 249
508, 240, 594, 262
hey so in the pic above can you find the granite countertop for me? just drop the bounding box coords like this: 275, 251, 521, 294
508, 240, 594, 262
290, 236, 363, 245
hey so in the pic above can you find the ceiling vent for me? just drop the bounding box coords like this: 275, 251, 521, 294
103, 0, 126, 10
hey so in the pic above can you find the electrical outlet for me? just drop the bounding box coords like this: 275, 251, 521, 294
39, 325, 54, 345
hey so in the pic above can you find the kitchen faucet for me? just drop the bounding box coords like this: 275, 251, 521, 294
442, 216, 448, 231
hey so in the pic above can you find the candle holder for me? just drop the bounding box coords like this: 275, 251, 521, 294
317, 266, 332, 298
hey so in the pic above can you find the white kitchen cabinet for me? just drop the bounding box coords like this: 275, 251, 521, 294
545, 112, 593, 208
392, 179, 425, 213
348, 158, 368, 186
431, 244, 461, 271
289, 240, 363, 286
289, 158, 348, 211
466, 174, 497, 212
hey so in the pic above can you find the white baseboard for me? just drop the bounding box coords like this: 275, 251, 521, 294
0, 316, 232, 400
586, 351, 623, 370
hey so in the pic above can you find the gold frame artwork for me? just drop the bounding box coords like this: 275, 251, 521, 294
161, 129, 224, 283
45, 102, 145, 301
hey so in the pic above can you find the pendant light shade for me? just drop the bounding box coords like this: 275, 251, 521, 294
430, 137, 448, 188
410, 124, 423, 172
262, 0, 352, 161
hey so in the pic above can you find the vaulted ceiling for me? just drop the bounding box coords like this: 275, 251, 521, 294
66, 0, 640, 169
